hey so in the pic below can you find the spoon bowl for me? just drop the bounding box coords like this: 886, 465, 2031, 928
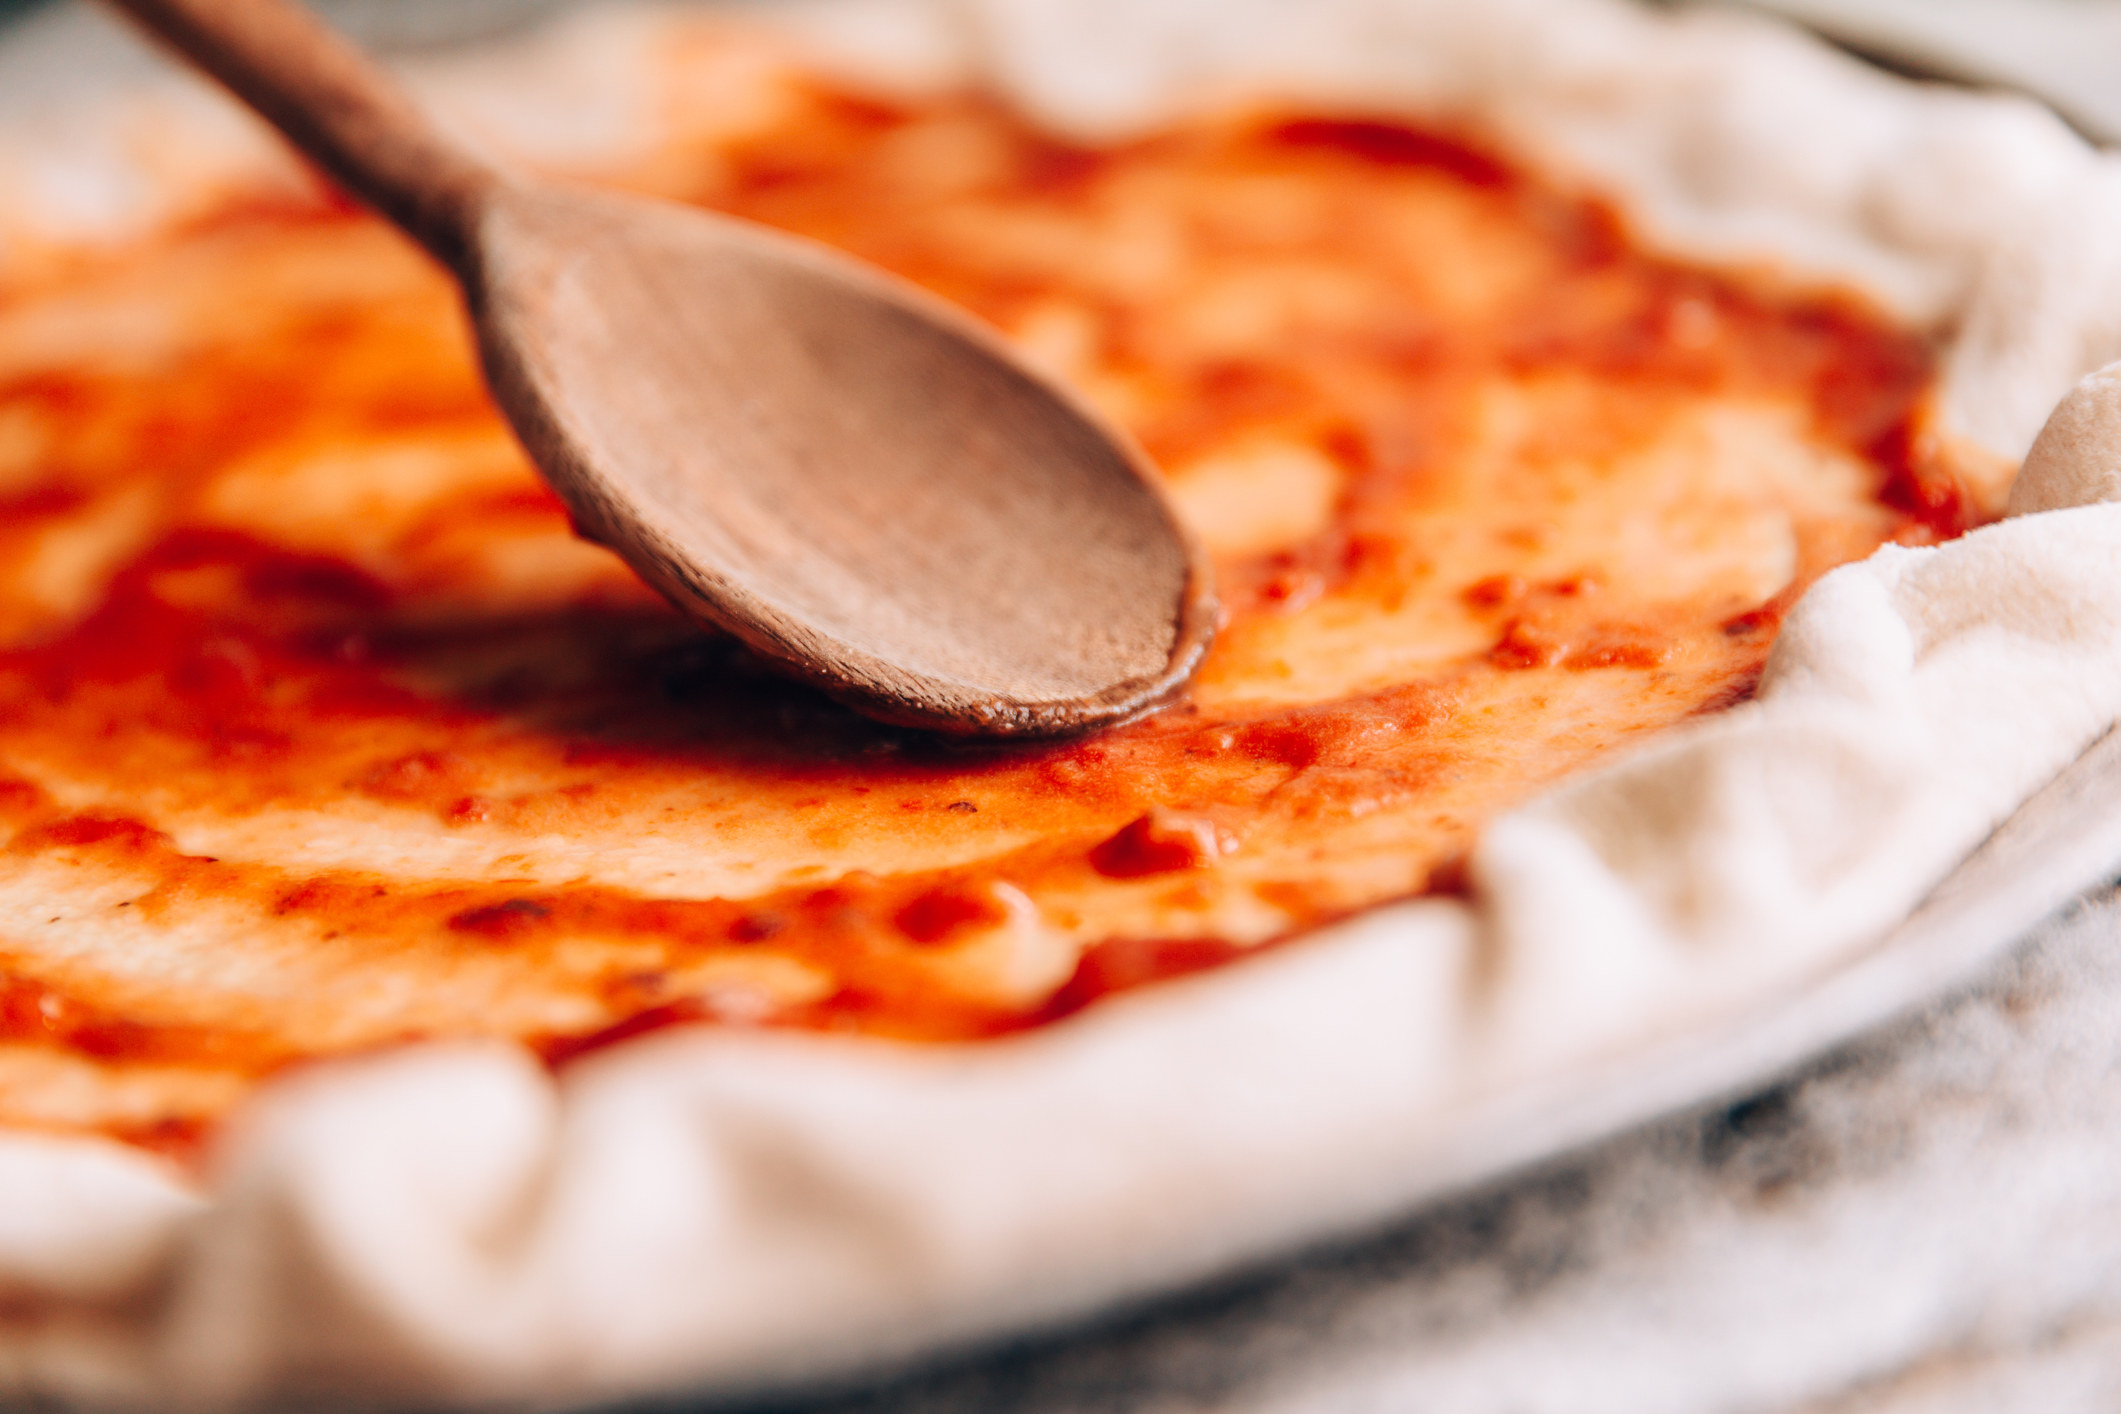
109, 0, 1215, 736
472, 186, 1214, 733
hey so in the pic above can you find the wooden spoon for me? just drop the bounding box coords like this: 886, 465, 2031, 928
106, 0, 1216, 737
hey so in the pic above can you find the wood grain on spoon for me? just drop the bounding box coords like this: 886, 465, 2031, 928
104, 0, 1216, 737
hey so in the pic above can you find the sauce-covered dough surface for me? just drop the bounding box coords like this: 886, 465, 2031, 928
0, 34, 1984, 1158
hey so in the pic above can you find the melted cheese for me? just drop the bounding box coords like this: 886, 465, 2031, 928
0, 45, 1978, 1160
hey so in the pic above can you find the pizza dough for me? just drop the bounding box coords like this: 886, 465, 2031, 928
0, 0, 2119, 1406
0, 54, 1971, 1154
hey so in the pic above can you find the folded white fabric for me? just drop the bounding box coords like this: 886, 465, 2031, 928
2, 0, 2121, 1407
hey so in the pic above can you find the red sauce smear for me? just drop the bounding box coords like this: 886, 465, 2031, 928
0, 68, 1982, 1162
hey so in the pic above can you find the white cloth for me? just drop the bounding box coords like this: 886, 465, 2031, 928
3, 0, 2121, 1407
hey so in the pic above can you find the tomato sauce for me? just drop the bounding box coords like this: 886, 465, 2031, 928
0, 54, 1986, 1161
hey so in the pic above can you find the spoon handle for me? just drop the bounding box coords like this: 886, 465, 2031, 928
105, 0, 500, 269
